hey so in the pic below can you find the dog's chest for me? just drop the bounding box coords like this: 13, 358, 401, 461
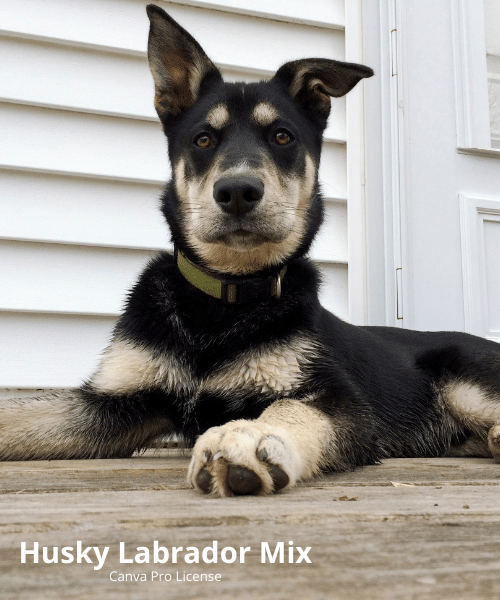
202, 342, 307, 396
91, 336, 317, 398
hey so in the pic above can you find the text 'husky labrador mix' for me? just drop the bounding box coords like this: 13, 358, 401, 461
2, 5, 500, 497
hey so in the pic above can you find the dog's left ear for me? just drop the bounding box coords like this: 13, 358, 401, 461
271, 58, 373, 124
146, 5, 222, 120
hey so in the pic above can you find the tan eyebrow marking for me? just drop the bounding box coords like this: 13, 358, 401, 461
252, 102, 279, 126
206, 103, 230, 129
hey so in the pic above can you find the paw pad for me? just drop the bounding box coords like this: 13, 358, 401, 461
227, 465, 261, 495
196, 467, 212, 493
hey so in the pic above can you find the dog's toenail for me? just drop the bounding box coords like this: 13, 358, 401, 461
227, 464, 261, 495
196, 468, 212, 493
268, 463, 289, 491
213, 451, 223, 460
258, 448, 268, 461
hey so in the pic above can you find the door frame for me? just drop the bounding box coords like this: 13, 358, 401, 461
346, 0, 406, 328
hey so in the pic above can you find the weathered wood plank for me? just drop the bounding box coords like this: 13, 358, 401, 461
1, 454, 499, 494
0, 456, 499, 599
0, 452, 190, 494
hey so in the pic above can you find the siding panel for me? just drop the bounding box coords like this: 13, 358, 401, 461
0, 313, 115, 388
317, 263, 348, 320
0, 241, 156, 315
166, 0, 345, 29
0, 170, 166, 249
0, 36, 345, 142
0, 103, 168, 183
0, 36, 265, 119
0, 0, 348, 392
310, 201, 348, 264
0, 36, 156, 120
0, 1, 344, 67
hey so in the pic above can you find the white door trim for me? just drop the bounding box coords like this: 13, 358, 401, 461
459, 193, 500, 342
346, 0, 368, 325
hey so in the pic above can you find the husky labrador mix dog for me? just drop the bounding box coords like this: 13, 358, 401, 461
2, 5, 500, 497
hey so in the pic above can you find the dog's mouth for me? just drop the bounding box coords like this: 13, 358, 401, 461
218, 229, 269, 249
201, 220, 289, 249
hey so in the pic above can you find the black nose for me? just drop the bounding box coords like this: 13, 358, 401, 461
213, 176, 264, 215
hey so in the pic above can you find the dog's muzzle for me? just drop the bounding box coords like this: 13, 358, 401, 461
213, 176, 264, 216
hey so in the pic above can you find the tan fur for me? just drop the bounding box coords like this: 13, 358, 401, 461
188, 400, 331, 497
175, 152, 317, 275
288, 67, 333, 111
289, 67, 331, 100
92, 334, 317, 399
206, 103, 230, 129
257, 399, 332, 477
0, 392, 85, 460
203, 336, 318, 395
0, 390, 171, 460
91, 338, 194, 396
252, 102, 279, 126
439, 381, 500, 460
149, 50, 197, 117
442, 382, 500, 428
289, 66, 310, 100
488, 424, 500, 461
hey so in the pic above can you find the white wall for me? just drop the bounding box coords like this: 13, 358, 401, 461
0, 0, 348, 396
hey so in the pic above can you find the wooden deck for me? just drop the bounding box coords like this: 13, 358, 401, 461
1, 452, 499, 599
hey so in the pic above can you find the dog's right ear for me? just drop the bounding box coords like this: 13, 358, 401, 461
146, 5, 222, 120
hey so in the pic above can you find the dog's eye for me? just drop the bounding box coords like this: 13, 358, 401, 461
274, 130, 293, 146
194, 134, 213, 148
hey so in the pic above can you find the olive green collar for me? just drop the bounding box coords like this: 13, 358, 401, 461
176, 248, 286, 304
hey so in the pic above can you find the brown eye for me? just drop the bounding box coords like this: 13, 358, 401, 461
194, 134, 212, 148
274, 130, 293, 146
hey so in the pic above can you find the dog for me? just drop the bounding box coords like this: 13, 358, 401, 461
1, 4, 500, 497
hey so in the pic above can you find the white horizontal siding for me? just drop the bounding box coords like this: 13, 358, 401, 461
0, 170, 166, 250
0, 0, 348, 390
310, 201, 348, 264
163, 0, 345, 29
0, 1, 344, 64
0, 240, 156, 316
0, 313, 115, 388
317, 263, 348, 320
0, 35, 156, 121
0, 35, 345, 142
0, 103, 167, 184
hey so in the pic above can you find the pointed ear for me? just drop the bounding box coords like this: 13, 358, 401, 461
146, 5, 222, 119
271, 59, 373, 122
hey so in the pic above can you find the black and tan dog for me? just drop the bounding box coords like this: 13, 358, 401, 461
2, 5, 500, 497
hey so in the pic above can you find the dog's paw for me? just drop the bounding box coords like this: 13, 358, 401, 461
187, 420, 304, 497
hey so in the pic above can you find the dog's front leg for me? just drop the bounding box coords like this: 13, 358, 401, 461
0, 387, 172, 461
188, 399, 332, 497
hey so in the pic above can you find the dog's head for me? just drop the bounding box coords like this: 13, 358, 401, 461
147, 5, 373, 276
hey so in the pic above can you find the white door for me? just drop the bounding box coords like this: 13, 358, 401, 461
359, 0, 500, 342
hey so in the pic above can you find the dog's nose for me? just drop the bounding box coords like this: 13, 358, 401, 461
213, 176, 264, 215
